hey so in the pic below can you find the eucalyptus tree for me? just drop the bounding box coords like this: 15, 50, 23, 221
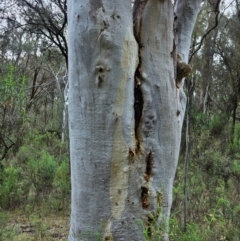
0, 0, 68, 145
190, 0, 240, 135
68, 0, 202, 240
211, 3, 240, 140
0, 0, 67, 65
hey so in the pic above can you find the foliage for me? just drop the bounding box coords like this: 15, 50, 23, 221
0, 130, 70, 209
0, 165, 23, 209
53, 158, 70, 201
0, 212, 8, 239
0, 48, 69, 211
0, 64, 27, 163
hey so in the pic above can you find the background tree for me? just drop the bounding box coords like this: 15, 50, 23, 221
0, 0, 69, 212
1, 0, 67, 65
172, 1, 240, 240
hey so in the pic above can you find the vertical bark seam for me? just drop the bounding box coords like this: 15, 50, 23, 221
144, 150, 153, 181
141, 186, 150, 208
133, 0, 148, 154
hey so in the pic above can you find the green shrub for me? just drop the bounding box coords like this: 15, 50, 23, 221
0, 166, 23, 209
0, 212, 8, 239
26, 150, 57, 197
53, 158, 70, 198
209, 114, 227, 135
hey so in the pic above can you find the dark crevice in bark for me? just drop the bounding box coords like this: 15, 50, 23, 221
128, 148, 135, 157
128, 148, 135, 164
133, 0, 147, 153
144, 151, 153, 181
133, 38, 144, 153
134, 79, 143, 151
102, 236, 112, 241
172, 14, 178, 84
141, 186, 150, 208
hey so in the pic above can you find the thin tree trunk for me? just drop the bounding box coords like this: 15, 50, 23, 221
133, 1, 187, 240
183, 78, 194, 232
232, 94, 237, 143
183, 108, 189, 232
203, 84, 209, 114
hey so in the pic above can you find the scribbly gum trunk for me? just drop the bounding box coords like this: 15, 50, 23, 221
68, 0, 201, 240
133, 0, 186, 240
68, 1, 138, 240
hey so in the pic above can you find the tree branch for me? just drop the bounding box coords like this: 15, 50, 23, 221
189, 0, 221, 62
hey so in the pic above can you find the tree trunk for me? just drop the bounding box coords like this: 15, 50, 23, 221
68, 1, 202, 240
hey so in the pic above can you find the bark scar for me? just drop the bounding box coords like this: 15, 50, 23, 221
133, 0, 148, 154
144, 151, 153, 181
141, 186, 150, 208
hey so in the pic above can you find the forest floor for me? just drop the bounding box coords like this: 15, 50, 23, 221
1, 206, 69, 241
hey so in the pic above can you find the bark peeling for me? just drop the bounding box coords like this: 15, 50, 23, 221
133, 0, 148, 155
144, 151, 153, 181
110, 121, 129, 220
109, 26, 138, 220
102, 218, 113, 241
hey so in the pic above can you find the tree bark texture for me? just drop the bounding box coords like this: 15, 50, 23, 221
68, 1, 202, 240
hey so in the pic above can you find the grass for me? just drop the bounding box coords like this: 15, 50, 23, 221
1, 203, 69, 241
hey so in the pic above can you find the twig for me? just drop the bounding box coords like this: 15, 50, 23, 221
189, 0, 221, 63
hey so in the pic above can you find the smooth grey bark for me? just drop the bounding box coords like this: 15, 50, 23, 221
68, 0, 202, 241
133, 1, 199, 240
50, 66, 68, 143
174, 0, 203, 62
68, 1, 138, 240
